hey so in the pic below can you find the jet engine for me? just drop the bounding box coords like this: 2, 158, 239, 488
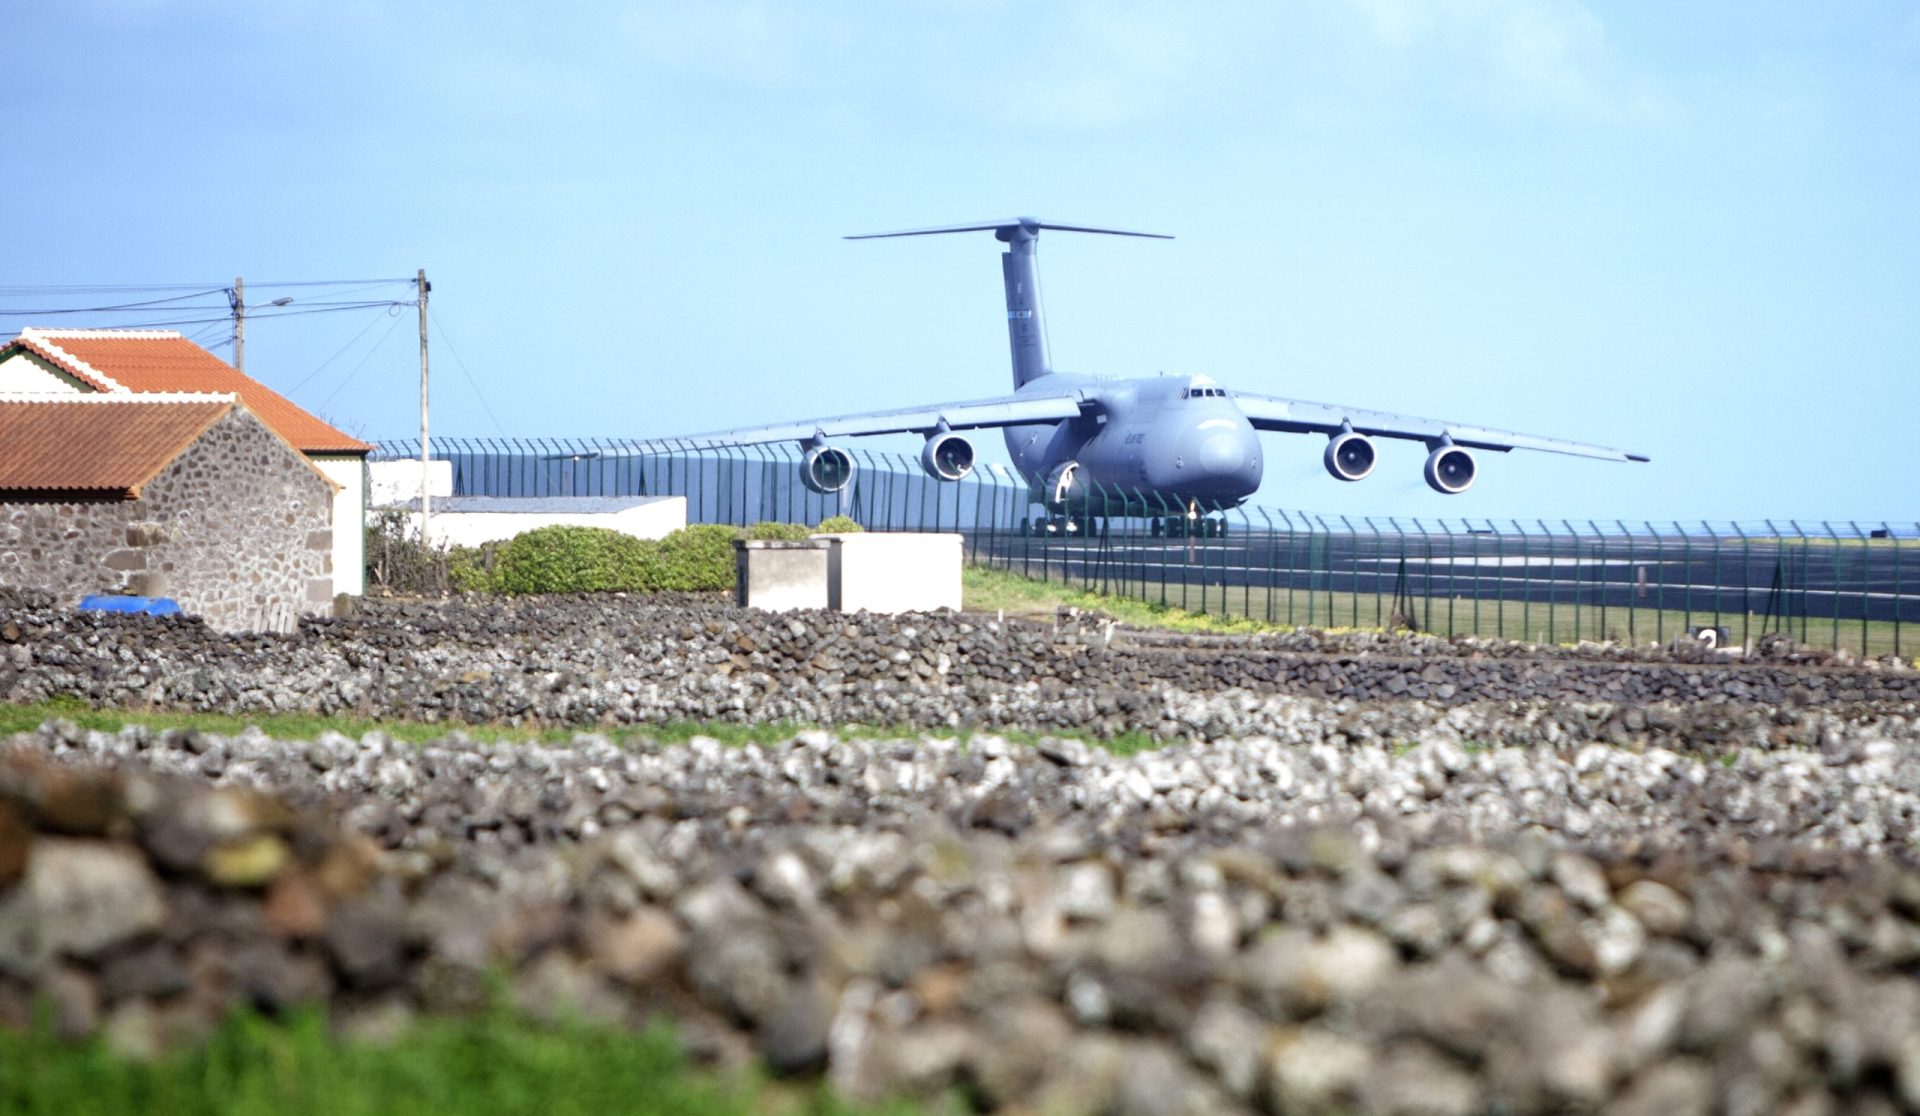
1423, 444, 1476, 494
920, 431, 975, 481
801, 444, 856, 494
1323, 430, 1377, 482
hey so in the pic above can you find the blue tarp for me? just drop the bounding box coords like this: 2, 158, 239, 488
78, 595, 183, 617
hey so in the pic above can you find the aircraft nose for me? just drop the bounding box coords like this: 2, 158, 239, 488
1193, 430, 1245, 476
1177, 423, 1262, 501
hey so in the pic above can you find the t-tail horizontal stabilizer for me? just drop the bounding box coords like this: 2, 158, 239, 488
844, 218, 1172, 241
846, 217, 1172, 388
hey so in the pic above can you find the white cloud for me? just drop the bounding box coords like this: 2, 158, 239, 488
1347, 0, 1675, 124
619, 1, 806, 85
984, 2, 1199, 128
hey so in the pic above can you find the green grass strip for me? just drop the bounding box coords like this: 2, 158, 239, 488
0, 698, 1168, 756
962, 564, 1292, 635
0, 1007, 916, 1116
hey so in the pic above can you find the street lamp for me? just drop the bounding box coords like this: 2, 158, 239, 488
227, 278, 293, 372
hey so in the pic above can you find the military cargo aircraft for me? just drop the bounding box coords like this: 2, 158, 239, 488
682, 218, 1647, 536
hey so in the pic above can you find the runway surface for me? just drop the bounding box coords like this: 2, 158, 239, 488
970, 528, 1920, 628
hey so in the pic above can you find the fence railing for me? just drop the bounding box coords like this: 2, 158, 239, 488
374, 438, 1917, 658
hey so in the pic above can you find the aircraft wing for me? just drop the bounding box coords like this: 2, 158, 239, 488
673, 390, 1092, 448
1232, 391, 1649, 463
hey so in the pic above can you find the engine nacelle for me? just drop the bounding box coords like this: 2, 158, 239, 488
1323, 431, 1377, 482
920, 431, 975, 481
1423, 444, 1476, 494
800, 444, 856, 494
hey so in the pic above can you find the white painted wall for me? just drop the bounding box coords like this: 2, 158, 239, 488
821, 533, 963, 614
402, 496, 687, 549
0, 352, 84, 394
367, 459, 454, 506
312, 455, 367, 596
736, 540, 832, 611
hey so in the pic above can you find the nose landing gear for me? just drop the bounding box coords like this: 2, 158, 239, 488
1020, 513, 1107, 537
1148, 501, 1229, 538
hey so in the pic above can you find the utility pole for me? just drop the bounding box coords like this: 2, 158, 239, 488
417, 269, 431, 545
229, 277, 245, 371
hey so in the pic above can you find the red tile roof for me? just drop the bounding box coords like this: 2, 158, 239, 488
0, 396, 235, 499
4, 329, 373, 455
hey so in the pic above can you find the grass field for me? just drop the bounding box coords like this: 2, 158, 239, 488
961, 564, 1285, 635
0, 1007, 916, 1116
975, 561, 1912, 658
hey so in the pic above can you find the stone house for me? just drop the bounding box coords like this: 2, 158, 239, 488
0, 394, 336, 633
0, 328, 373, 593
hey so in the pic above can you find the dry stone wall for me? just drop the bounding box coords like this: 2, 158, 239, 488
8, 711, 1920, 1114
0, 591, 1912, 738
4, 592, 1920, 1110
0, 409, 333, 634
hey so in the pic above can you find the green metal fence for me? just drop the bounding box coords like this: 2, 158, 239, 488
375, 438, 1917, 657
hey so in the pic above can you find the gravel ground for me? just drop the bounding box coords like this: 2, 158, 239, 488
4, 590, 1920, 1113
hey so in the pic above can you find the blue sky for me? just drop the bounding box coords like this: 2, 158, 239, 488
7, 1, 1917, 525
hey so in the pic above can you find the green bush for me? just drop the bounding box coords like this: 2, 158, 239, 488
656, 523, 742, 591
815, 515, 863, 534
490, 526, 661, 594
446, 543, 498, 593
449, 522, 770, 595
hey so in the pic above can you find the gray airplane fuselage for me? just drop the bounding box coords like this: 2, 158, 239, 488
694, 217, 1646, 512
1004, 371, 1264, 512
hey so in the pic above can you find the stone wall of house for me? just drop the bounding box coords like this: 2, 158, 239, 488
0, 408, 333, 633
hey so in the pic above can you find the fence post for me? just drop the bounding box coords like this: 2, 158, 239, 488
1895, 524, 1904, 660
1504, 520, 1526, 643
1233, 505, 1251, 621
1277, 509, 1297, 626
1821, 521, 1841, 652
1674, 520, 1694, 639
1848, 521, 1869, 657
1616, 520, 1637, 644
1491, 520, 1506, 641
1361, 517, 1382, 628
1391, 517, 1411, 631
749, 444, 770, 523
1468, 518, 1482, 639
1256, 508, 1275, 624
1788, 519, 1810, 643
1336, 516, 1358, 629
1559, 518, 1574, 641
1732, 522, 1752, 650
1700, 521, 1721, 635
1413, 519, 1432, 634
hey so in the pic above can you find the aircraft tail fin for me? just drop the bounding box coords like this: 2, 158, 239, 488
846, 217, 1172, 389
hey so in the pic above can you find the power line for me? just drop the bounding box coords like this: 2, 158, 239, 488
289, 305, 405, 395
0, 300, 415, 318
429, 308, 508, 437
317, 310, 410, 412
0, 288, 230, 315
182, 322, 232, 348
2, 302, 415, 331
0, 278, 411, 295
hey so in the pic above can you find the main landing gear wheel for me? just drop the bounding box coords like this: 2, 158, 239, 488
1023, 515, 1084, 536
1158, 515, 1227, 538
